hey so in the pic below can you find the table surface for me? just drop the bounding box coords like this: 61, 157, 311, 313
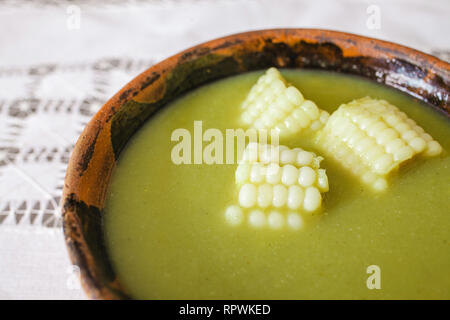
0, 0, 448, 300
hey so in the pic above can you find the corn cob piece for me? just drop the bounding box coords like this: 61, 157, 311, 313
317, 97, 443, 191
225, 143, 329, 230
241, 68, 330, 138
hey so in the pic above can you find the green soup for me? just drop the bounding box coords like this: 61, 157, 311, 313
104, 70, 450, 299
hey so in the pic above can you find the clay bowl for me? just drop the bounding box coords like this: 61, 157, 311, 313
62, 29, 449, 299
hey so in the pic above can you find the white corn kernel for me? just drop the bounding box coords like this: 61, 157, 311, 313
310, 119, 323, 131
250, 163, 265, 183
361, 145, 385, 164
413, 125, 425, 135
272, 185, 288, 207
372, 154, 394, 175
266, 163, 282, 184
320, 110, 330, 124
303, 187, 322, 212
355, 137, 374, 154
266, 67, 280, 77
285, 86, 304, 105
402, 130, 418, 142
258, 144, 271, 163
372, 178, 388, 191
362, 171, 377, 184
281, 164, 299, 186
284, 116, 302, 133
287, 213, 304, 230
257, 184, 273, 208
297, 151, 314, 166
268, 211, 284, 229
287, 185, 304, 210
248, 210, 266, 228
425, 141, 442, 156
393, 146, 413, 162
298, 166, 316, 187
301, 100, 320, 119
280, 149, 297, 165
297, 111, 312, 129
377, 128, 398, 145
225, 205, 243, 225
385, 138, 405, 154
276, 95, 291, 111
395, 123, 410, 134
268, 108, 285, 121
384, 114, 401, 126
239, 184, 257, 208
235, 163, 250, 184
242, 142, 259, 162
367, 122, 387, 137
421, 133, 433, 142
409, 137, 426, 152
271, 79, 285, 93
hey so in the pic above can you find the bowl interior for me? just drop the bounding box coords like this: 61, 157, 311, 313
62, 29, 449, 299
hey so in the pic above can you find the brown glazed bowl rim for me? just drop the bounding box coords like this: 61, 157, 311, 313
62, 29, 449, 299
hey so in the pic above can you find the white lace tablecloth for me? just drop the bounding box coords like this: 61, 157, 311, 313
0, 0, 448, 300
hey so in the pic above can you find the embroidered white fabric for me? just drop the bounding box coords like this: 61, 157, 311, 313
0, 0, 448, 299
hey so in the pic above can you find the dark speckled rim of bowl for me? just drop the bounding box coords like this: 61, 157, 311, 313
62, 29, 449, 299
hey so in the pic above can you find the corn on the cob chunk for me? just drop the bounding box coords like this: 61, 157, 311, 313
241, 68, 329, 138
226, 143, 329, 230
317, 97, 442, 191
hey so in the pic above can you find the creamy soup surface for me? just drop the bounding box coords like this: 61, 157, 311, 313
104, 70, 450, 299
